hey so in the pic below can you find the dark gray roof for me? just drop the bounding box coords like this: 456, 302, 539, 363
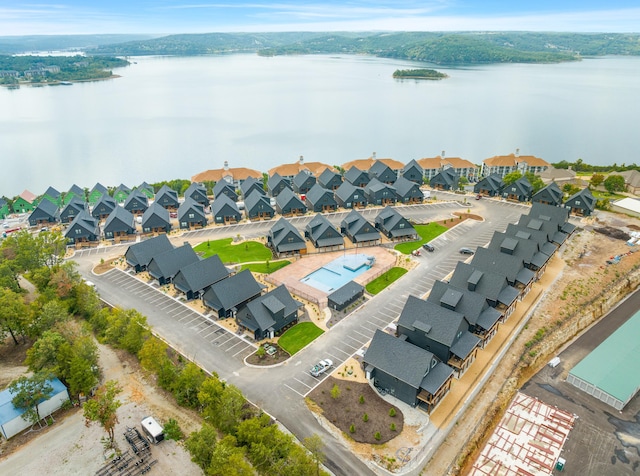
104, 205, 135, 233
365, 177, 396, 196
267, 173, 291, 193
64, 209, 99, 239
154, 184, 179, 206
530, 202, 570, 228
306, 183, 335, 206
91, 182, 108, 195
398, 296, 468, 348
449, 261, 519, 308
211, 194, 241, 217
43, 186, 60, 199
532, 182, 563, 205
92, 194, 117, 216
501, 177, 532, 198
364, 330, 435, 389
420, 362, 455, 395
375, 206, 416, 238
184, 182, 209, 205
430, 168, 459, 188
368, 160, 395, 180
428, 280, 500, 329
114, 183, 131, 196
141, 202, 171, 227
123, 189, 149, 210
178, 197, 206, 222
474, 174, 503, 194
394, 176, 421, 199
237, 285, 302, 333
344, 166, 370, 185
68, 184, 85, 198
172, 255, 231, 294
29, 198, 59, 222
402, 159, 424, 175
213, 180, 238, 200
505, 223, 554, 248
125, 234, 173, 268
275, 188, 306, 213
292, 170, 316, 190
244, 190, 274, 214
335, 181, 364, 203
488, 231, 550, 268
240, 177, 265, 197
327, 281, 364, 307
202, 269, 264, 312
306, 214, 344, 248
341, 209, 380, 242
565, 187, 596, 211
269, 217, 305, 252
450, 331, 481, 360
147, 244, 199, 281
317, 168, 342, 188
471, 247, 534, 287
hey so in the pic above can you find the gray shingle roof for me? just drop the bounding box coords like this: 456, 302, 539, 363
449, 261, 519, 308
565, 187, 596, 212
292, 170, 316, 191
420, 362, 455, 395
202, 269, 264, 312
269, 217, 305, 252
474, 174, 503, 194
64, 209, 99, 239
532, 182, 563, 205
306, 184, 336, 206
211, 194, 241, 219
394, 176, 421, 200
29, 198, 59, 223
147, 244, 200, 282
240, 177, 265, 197
123, 189, 149, 211
306, 214, 344, 248
125, 234, 173, 269
141, 202, 170, 229
340, 209, 380, 242
317, 169, 342, 188
450, 331, 481, 360
237, 285, 302, 334
471, 247, 534, 287
327, 281, 364, 307
375, 206, 416, 238
178, 197, 206, 223
428, 280, 500, 329
398, 296, 467, 348
104, 205, 135, 233
244, 190, 273, 215
530, 202, 570, 228
344, 166, 370, 186
364, 330, 435, 389
213, 180, 238, 200
275, 188, 306, 213
172, 255, 231, 294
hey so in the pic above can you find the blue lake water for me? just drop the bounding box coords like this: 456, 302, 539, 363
301, 254, 373, 293
1, 54, 639, 197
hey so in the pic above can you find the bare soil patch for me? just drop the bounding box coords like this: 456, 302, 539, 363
308, 376, 403, 444
245, 343, 290, 366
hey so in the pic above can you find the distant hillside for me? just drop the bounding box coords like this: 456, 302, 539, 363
90, 31, 640, 65
0, 34, 157, 55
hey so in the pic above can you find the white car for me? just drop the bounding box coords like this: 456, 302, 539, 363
310, 359, 333, 377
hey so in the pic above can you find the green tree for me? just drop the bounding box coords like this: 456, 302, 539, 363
173, 362, 206, 408
9, 372, 54, 425
0, 287, 30, 345
25, 330, 67, 372
524, 172, 545, 194
563, 183, 581, 197
502, 171, 522, 186
185, 423, 218, 469
330, 384, 341, 399
83, 380, 122, 447
163, 418, 184, 440
215, 385, 248, 434
590, 173, 605, 188
198, 375, 226, 422
604, 174, 626, 193
138, 336, 169, 373
303, 434, 326, 476
67, 354, 98, 398
118, 311, 149, 354
458, 176, 469, 191
208, 435, 254, 476
31, 300, 69, 336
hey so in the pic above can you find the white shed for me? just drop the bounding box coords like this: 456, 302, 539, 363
0, 378, 70, 439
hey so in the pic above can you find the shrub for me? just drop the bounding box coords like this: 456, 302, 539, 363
374, 432, 381, 441
359, 395, 365, 404
163, 418, 184, 440
389, 408, 396, 417
331, 384, 341, 399
362, 413, 369, 422
349, 424, 355, 434
390, 423, 396, 431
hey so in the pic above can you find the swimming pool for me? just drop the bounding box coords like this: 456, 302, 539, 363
300, 254, 374, 293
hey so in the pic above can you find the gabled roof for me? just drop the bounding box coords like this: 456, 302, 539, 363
539, 166, 577, 182
240, 177, 265, 197
517, 214, 567, 245
418, 155, 476, 171
344, 166, 370, 185
275, 188, 306, 212
565, 188, 597, 211
18, 189, 38, 203
402, 159, 424, 174
104, 205, 135, 232
173, 255, 231, 294
529, 202, 571, 230
341, 209, 380, 242
488, 232, 550, 269
430, 167, 459, 188
211, 194, 241, 217
30, 198, 59, 220
501, 177, 533, 197
123, 189, 149, 210
238, 285, 303, 333
269, 217, 305, 252
155, 184, 179, 202
399, 296, 468, 348
335, 181, 365, 203
484, 153, 549, 168
306, 183, 335, 205
203, 269, 264, 312
67, 184, 85, 198
306, 214, 344, 248
114, 183, 131, 195
213, 180, 237, 199
292, 170, 316, 190
125, 234, 173, 268
184, 182, 209, 204
191, 165, 261, 184
43, 186, 60, 199
0, 377, 68, 426
532, 182, 563, 205
178, 197, 206, 221
141, 202, 171, 226
64, 210, 99, 238
449, 261, 520, 308
317, 168, 342, 188
268, 158, 335, 178
619, 170, 640, 188
342, 156, 404, 172
267, 173, 291, 192
365, 177, 396, 196
148, 244, 199, 281
92, 194, 117, 216
375, 206, 415, 237
474, 174, 504, 192
244, 190, 273, 213
394, 176, 421, 198
471, 247, 535, 287
368, 160, 394, 178
428, 281, 501, 331
364, 330, 435, 390
90, 182, 108, 195
327, 281, 365, 307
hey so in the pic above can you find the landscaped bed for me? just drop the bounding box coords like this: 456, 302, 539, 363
194, 238, 271, 263
307, 376, 403, 444
245, 342, 290, 366
239, 260, 290, 274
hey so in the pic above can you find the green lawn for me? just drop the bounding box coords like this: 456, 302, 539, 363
240, 261, 291, 274
394, 223, 448, 254
278, 322, 324, 355
366, 267, 408, 295
590, 189, 626, 201
194, 238, 271, 263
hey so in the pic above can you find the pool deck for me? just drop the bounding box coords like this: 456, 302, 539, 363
268, 246, 397, 307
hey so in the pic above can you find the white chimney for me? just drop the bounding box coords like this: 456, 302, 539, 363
372, 152, 377, 159
299, 155, 304, 165
223, 160, 229, 171
515, 148, 520, 157
441, 150, 446, 159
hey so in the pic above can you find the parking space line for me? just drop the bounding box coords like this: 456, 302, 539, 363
331, 347, 351, 356
233, 345, 251, 358
283, 384, 306, 397
225, 340, 244, 351
293, 378, 313, 389
352, 329, 371, 339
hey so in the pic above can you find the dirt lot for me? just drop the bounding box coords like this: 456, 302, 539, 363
0, 342, 203, 475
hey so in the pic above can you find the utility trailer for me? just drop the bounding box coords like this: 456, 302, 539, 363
141, 416, 165, 445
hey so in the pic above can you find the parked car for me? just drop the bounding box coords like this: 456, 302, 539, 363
310, 359, 333, 377
422, 243, 435, 252
459, 247, 475, 255
476, 194, 482, 200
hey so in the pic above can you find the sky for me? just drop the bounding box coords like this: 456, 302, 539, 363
1, 1, 640, 36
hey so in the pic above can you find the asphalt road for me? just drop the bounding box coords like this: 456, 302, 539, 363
521, 288, 640, 476
72, 197, 532, 475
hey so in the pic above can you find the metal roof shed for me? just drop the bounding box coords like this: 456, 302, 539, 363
567, 310, 640, 410
327, 281, 364, 311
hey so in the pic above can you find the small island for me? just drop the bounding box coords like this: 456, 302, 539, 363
392, 68, 448, 80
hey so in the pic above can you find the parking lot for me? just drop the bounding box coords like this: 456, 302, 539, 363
101, 269, 257, 363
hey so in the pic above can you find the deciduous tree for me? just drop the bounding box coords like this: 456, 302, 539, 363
590, 173, 605, 188
0, 287, 30, 345
502, 171, 522, 186
303, 434, 326, 476
83, 380, 122, 447
9, 372, 54, 425
604, 174, 626, 193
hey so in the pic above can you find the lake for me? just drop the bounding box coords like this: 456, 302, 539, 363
1, 54, 639, 197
